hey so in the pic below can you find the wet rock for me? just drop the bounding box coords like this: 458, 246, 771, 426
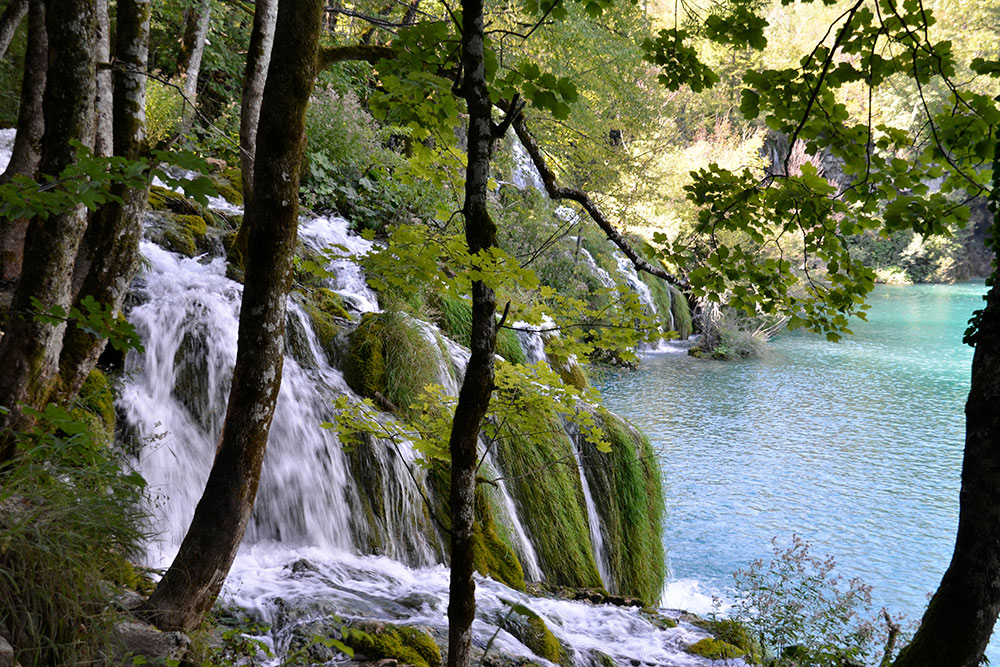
114, 620, 190, 663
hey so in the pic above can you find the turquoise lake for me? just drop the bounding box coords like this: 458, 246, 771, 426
594, 281, 992, 655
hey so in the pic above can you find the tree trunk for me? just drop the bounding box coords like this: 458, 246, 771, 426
142, 0, 322, 633
0, 0, 96, 462
0, 0, 27, 59
0, 0, 44, 287
54, 0, 151, 404
239, 0, 276, 206
176, 0, 211, 136
93, 0, 112, 157
891, 145, 1000, 667
447, 0, 498, 664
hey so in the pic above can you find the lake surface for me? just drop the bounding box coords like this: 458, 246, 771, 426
595, 282, 992, 655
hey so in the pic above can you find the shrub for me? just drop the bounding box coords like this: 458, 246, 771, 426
145, 75, 184, 147
0, 404, 148, 666
725, 535, 901, 667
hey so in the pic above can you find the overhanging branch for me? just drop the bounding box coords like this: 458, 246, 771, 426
511, 114, 685, 287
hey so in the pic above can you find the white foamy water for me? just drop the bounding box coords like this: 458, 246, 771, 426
0, 127, 15, 172
224, 545, 719, 667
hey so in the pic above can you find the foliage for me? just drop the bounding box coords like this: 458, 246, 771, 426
0, 142, 216, 221
723, 535, 901, 666
0, 406, 148, 667
302, 87, 456, 232
145, 75, 184, 148
29, 293, 144, 355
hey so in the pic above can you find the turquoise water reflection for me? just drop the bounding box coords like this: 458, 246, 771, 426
595, 282, 990, 653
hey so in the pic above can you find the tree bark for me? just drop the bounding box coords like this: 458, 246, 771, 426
239, 0, 276, 206
0, 0, 44, 287
0, 0, 27, 59
890, 146, 1000, 667
176, 0, 211, 136
54, 0, 151, 404
93, 0, 112, 157
447, 0, 499, 664
0, 0, 96, 463
142, 0, 322, 633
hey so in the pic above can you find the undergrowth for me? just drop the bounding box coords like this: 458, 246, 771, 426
0, 404, 148, 666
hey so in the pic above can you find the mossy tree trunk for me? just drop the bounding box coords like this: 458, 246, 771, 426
55, 0, 151, 403
142, 0, 322, 633
0, 0, 45, 287
0, 0, 27, 59
448, 0, 499, 663
0, 0, 96, 463
239, 0, 276, 206
891, 147, 1000, 667
92, 0, 111, 157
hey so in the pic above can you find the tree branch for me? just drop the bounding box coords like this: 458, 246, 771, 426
511, 113, 686, 287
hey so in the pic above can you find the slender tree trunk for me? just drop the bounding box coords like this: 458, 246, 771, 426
891, 148, 1000, 667
239, 0, 276, 206
447, 0, 498, 664
176, 0, 211, 135
0, 0, 96, 462
0, 0, 44, 287
0, 0, 27, 59
142, 0, 322, 632
54, 0, 151, 404
93, 0, 112, 157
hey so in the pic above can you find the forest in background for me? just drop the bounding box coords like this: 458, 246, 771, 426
0, 0, 999, 664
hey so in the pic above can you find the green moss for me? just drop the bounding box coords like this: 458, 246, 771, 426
432, 292, 526, 364
343, 623, 441, 667
297, 287, 349, 349
425, 462, 527, 590
669, 284, 692, 340
522, 616, 568, 665
494, 410, 603, 589
686, 637, 744, 660
69, 369, 115, 446
209, 171, 244, 206
697, 618, 761, 662
344, 313, 387, 399
343, 311, 440, 414
472, 487, 526, 590
579, 412, 666, 603
159, 213, 208, 257
148, 184, 196, 214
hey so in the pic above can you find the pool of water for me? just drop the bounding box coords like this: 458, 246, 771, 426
595, 282, 991, 655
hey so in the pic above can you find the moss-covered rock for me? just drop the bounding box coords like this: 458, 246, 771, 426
150, 211, 211, 258
685, 637, 744, 660
493, 410, 603, 590
69, 368, 115, 446
425, 461, 527, 591
578, 411, 666, 603
342, 621, 441, 667
208, 170, 243, 206
473, 487, 526, 591
669, 284, 692, 340
295, 287, 350, 351
343, 311, 440, 414
510, 615, 568, 666
148, 184, 196, 214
